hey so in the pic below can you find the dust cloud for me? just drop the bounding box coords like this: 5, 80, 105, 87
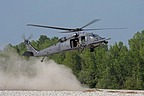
0, 50, 83, 91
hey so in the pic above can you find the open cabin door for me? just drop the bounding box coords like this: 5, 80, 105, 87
70, 36, 86, 48
70, 38, 79, 48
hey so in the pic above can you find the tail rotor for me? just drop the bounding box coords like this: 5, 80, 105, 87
22, 34, 33, 43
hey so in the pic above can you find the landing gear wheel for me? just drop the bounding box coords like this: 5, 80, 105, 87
41, 56, 45, 62
41, 60, 44, 62
90, 46, 94, 52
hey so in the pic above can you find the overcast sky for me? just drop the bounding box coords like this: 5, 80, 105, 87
0, 0, 144, 49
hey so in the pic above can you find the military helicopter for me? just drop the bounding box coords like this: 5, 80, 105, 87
23, 19, 125, 62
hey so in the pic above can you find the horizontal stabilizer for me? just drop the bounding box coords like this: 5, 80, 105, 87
23, 51, 34, 56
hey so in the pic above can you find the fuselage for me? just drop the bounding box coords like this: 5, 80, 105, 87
33, 32, 108, 57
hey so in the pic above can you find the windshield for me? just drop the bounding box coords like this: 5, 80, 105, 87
88, 33, 101, 40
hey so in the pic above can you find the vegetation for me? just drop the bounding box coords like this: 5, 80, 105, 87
1, 30, 144, 89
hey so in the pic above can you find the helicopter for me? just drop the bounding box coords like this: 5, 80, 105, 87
23, 19, 125, 62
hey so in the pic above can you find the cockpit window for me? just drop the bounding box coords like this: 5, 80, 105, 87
90, 36, 93, 39
88, 33, 97, 37
93, 34, 99, 37
87, 33, 101, 40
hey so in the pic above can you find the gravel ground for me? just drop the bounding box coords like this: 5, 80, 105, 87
0, 89, 143, 96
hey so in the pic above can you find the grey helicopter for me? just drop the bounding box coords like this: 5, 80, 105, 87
23, 19, 125, 62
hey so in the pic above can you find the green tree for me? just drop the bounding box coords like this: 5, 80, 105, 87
126, 30, 144, 89
63, 51, 82, 77
78, 49, 97, 88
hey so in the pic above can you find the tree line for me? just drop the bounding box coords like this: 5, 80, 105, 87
2, 30, 144, 89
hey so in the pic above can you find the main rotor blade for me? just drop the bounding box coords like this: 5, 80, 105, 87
59, 31, 76, 33
27, 24, 74, 31
60, 28, 127, 33
81, 19, 100, 29
84, 27, 127, 31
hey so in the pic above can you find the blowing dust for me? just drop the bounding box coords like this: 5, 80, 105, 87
0, 50, 83, 91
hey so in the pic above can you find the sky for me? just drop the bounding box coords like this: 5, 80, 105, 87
0, 0, 144, 49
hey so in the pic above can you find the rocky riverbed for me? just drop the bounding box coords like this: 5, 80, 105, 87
0, 89, 143, 96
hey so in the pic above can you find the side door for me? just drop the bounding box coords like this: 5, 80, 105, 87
70, 38, 79, 48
